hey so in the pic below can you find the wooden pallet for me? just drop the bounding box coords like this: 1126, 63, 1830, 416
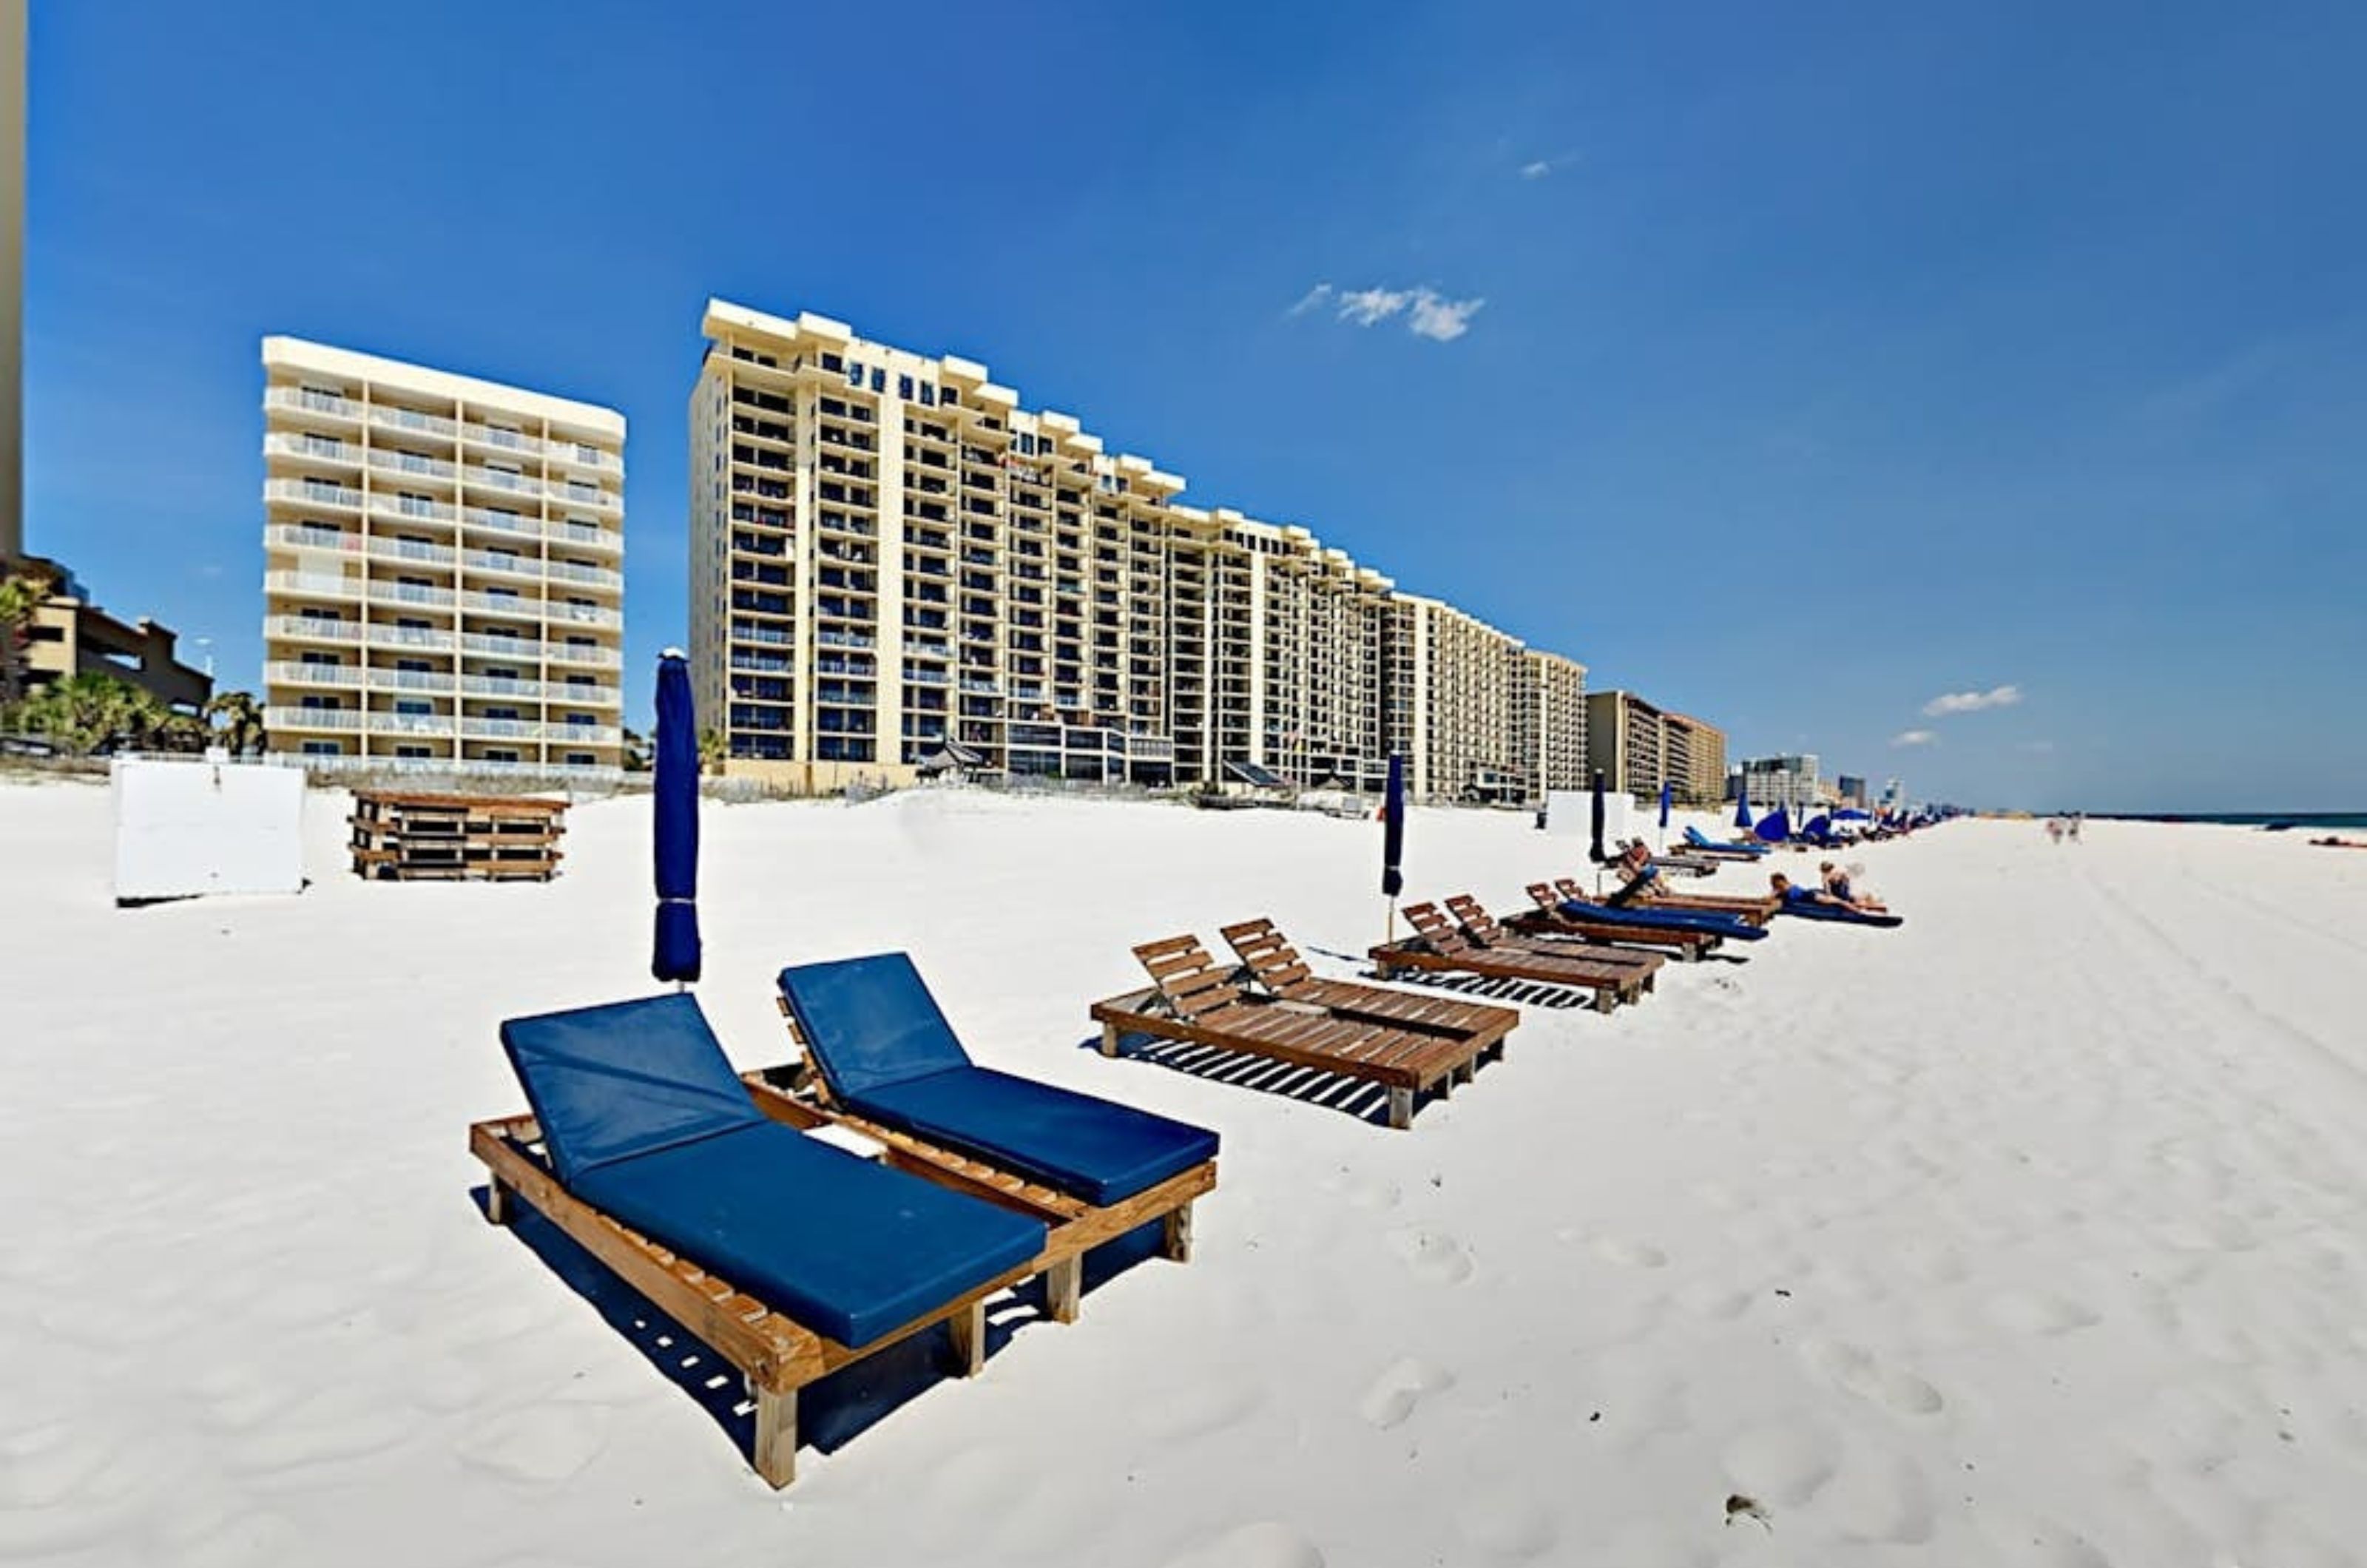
470, 1113, 1041, 1487
1093, 933, 1513, 1129
351, 788, 567, 882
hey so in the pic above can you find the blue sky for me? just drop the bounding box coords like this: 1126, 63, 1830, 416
27, 1, 2366, 811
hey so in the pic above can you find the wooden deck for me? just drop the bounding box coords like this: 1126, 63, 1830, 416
1090, 934, 1514, 1129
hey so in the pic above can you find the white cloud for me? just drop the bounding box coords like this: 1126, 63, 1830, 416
1891, 729, 1939, 748
1334, 286, 1413, 326
1922, 683, 2023, 717
2019, 740, 2056, 754
1520, 160, 1553, 179
1407, 292, 1485, 342
1292, 283, 1486, 342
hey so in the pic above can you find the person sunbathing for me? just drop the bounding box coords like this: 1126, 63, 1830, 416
1772, 871, 1886, 917
1818, 861, 1888, 913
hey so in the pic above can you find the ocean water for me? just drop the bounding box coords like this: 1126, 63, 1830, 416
2089, 812, 2367, 831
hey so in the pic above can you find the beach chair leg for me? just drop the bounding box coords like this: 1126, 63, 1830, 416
1593, 987, 1616, 1015
1047, 1257, 1083, 1323
484, 1179, 513, 1226
1098, 1021, 1121, 1058
947, 1299, 987, 1376
1388, 1086, 1415, 1129
752, 1385, 797, 1488
1161, 1202, 1195, 1263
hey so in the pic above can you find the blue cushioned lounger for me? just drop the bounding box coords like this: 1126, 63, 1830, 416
1556, 897, 1770, 941
779, 953, 1219, 1208
501, 993, 1046, 1348
1686, 825, 1767, 855
1775, 893, 1905, 927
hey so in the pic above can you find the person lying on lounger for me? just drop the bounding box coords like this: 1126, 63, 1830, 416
1604, 839, 1663, 907
1771, 871, 1887, 917
1818, 861, 1888, 913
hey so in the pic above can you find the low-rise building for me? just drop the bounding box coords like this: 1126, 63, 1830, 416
17, 559, 212, 712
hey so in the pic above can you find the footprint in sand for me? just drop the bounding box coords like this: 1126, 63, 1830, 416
1138, 1379, 1265, 1442
1720, 1423, 1840, 1505
1357, 1357, 1455, 1429
1160, 1521, 1326, 1568
1590, 1237, 1669, 1270
456, 1405, 612, 1484
1802, 1339, 1945, 1417
1985, 1289, 2102, 1336
1385, 1227, 1475, 1285
1823, 1447, 1937, 1544
1453, 1487, 1559, 1559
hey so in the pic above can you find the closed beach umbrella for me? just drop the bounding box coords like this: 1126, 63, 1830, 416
1589, 769, 1608, 865
652, 649, 702, 986
1734, 779, 1752, 831
1381, 753, 1406, 899
1659, 779, 1672, 831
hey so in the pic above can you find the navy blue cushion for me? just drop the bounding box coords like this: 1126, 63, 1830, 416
1776, 897, 1905, 927
777, 954, 972, 1098
1558, 899, 1769, 941
853, 1066, 1219, 1207
573, 1123, 1046, 1348
501, 993, 769, 1186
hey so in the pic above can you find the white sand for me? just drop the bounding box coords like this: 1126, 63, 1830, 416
3, 780, 2364, 1566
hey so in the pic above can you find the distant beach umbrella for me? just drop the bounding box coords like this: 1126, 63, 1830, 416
1381, 753, 1406, 900
652, 649, 702, 986
1754, 806, 1791, 844
1659, 779, 1672, 831
1589, 769, 1608, 865
1734, 780, 1752, 831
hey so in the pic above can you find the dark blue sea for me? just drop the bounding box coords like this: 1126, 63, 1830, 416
2090, 812, 2367, 831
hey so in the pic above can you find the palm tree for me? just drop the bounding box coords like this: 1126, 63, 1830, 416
203, 690, 268, 758
0, 561, 58, 706
12, 672, 158, 756
698, 726, 726, 776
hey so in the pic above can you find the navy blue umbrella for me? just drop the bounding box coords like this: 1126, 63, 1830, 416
1733, 778, 1752, 831
1754, 805, 1792, 844
1589, 769, 1608, 865
652, 649, 702, 986
1658, 778, 1672, 831
1381, 753, 1406, 899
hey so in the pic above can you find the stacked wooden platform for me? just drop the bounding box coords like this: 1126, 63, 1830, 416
349, 789, 567, 882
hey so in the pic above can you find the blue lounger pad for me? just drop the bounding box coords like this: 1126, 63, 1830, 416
781, 953, 1220, 1206
776, 953, 970, 1098
502, 992, 1045, 1347
1776, 899, 1905, 927
1557, 899, 1769, 941
854, 1065, 1219, 1207
575, 1123, 1045, 1348
1686, 826, 1766, 854
502, 993, 771, 1186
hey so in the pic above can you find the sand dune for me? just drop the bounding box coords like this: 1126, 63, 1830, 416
1, 779, 2362, 1565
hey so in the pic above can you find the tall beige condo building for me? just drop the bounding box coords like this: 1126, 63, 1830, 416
689, 300, 1587, 799
260, 338, 626, 780
1585, 689, 1729, 805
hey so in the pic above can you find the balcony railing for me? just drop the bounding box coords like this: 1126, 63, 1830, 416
266, 387, 362, 421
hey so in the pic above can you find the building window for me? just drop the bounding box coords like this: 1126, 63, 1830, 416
898, 374, 914, 400
301, 740, 342, 756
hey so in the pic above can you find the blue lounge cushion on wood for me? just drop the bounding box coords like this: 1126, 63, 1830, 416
1556, 898, 1769, 940
780, 953, 1220, 1206
500, 992, 1046, 1348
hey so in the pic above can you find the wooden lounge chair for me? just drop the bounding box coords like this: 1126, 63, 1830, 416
1219, 916, 1522, 1036
1371, 902, 1658, 1012
744, 953, 1219, 1325
1090, 933, 1515, 1129
1556, 875, 1778, 925
472, 993, 1055, 1487
1511, 882, 1726, 960
1442, 896, 1667, 984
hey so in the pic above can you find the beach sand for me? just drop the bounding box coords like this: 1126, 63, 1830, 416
2, 779, 2363, 1566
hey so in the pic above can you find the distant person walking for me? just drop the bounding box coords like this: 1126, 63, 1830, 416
2046, 818, 2064, 845
2068, 813, 2083, 843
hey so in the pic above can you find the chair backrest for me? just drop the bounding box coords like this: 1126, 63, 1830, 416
1219, 918, 1317, 1000
777, 953, 973, 1101
500, 993, 769, 1187
1553, 877, 1587, 902
1525, 883, 1559, 912
1685, 825, 1709, 848
1400, 902, 1470, 952
1132, 935, 1245, 1021
1442, 894, 1503, 944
